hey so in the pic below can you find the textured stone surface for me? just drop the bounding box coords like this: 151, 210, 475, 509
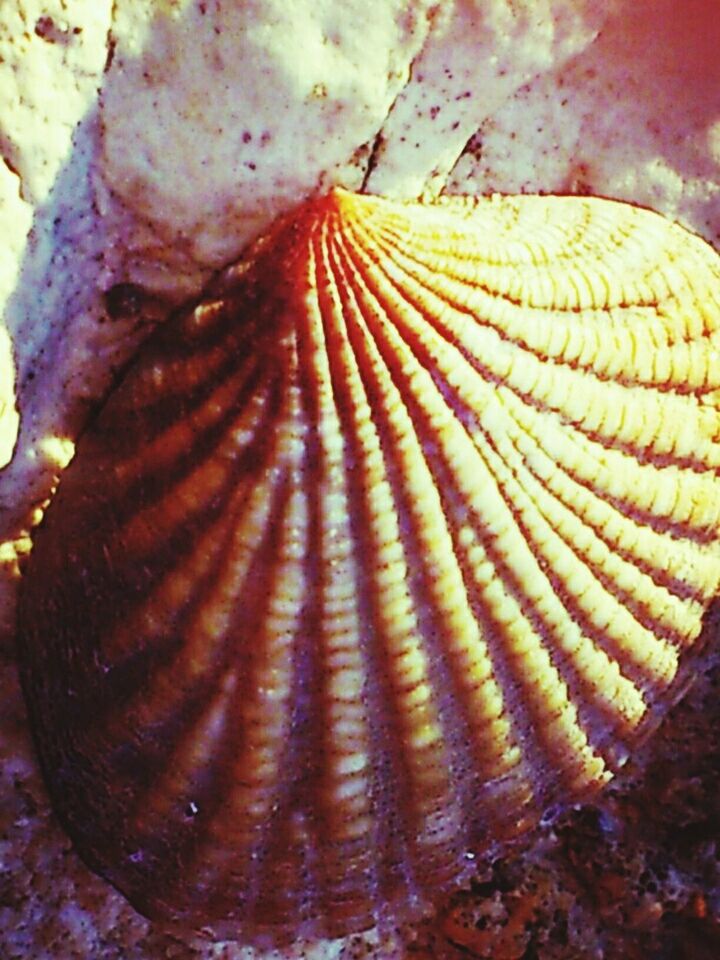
447, 0, 720, 248
100, 0, 435, 269
365, 0, 610, 199
0, 0, 110, 469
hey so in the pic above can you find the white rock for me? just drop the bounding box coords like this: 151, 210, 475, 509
0, 0, 111, 203
100, 0, 437, 271
0, 0, 111, 471
0, 162, 29, 468
447, 0, 720, 246
366, 0, 610, 199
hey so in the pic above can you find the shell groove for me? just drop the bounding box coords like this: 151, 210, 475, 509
17, 189, 720, 943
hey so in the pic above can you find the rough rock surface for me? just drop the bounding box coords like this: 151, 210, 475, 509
447, 0, 720, 247
0, 0, 110, 471
1, 0, 719, 957
100, 0, 434, 272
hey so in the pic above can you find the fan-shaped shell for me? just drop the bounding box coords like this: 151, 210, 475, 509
17, 189, 720, 943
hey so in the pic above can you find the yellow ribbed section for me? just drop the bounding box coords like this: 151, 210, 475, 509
317, 227, 454, 832
303, 238, 376, 854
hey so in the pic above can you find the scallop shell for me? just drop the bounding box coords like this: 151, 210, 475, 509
17, 189, 720, 943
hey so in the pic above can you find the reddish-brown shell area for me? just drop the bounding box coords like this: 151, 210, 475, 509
16, 189, 720, 944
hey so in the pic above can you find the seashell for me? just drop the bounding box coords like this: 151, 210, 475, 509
17, 189, 720, 943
